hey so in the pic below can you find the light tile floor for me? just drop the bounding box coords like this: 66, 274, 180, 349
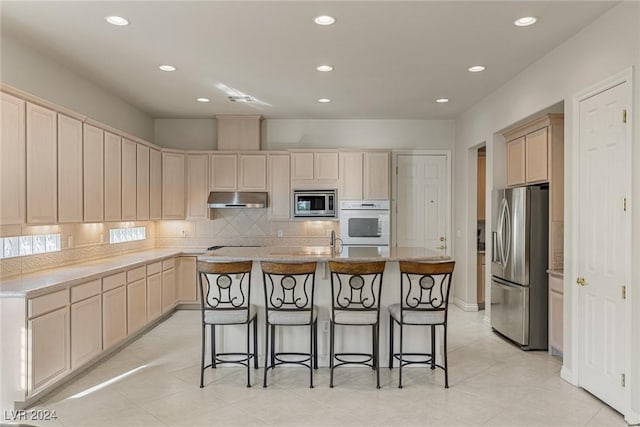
17, 307, 627, 427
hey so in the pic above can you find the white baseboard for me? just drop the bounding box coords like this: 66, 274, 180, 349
453, 297, 479, 312
560, 366, 578, 386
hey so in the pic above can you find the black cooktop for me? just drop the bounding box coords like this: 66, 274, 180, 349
207, 245, 261, 251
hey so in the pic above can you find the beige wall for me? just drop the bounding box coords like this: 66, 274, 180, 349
452, 2, 639, 419
0, 34, 154, 141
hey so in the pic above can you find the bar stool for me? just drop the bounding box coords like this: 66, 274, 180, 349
328, 260, 386, 389
197, 260, 258, 388
388, 261, 455, 388
261, 261, 318, 388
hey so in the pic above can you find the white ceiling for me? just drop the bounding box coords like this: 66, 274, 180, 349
1, 1, 616, 120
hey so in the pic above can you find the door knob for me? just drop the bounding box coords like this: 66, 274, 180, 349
437, 245, 445, 250
440, 237, 446, 242
576, 277, 587, 286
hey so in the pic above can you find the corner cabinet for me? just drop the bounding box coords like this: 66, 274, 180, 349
340, 151, 390, 200
121, 139, 137, 220
104, 132, 122, 221
1, 93, 26, 225
136, 144, 150, 220
149, 148, 162, 220
186, 154, 210, 220
162, 153, 186, 219
83, 124, 105, 222
57, 115, 83, 223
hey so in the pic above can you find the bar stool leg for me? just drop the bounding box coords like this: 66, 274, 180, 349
375, 322, 381, 389
313, 319, 318, 369
444, 324, 449, 388
371, 325, 376, 370
430, 325, 436, 370
246, 322, 251, 388
388, 315, 394, 370
263, 321, 269, 388
309, 323, 314, 388
253, 317, 258, 369
270, 324, 276, 369
398, 321, 403, 389
211, 325, 217, 368
329, 321, 335, 388
200, 323, 206, 388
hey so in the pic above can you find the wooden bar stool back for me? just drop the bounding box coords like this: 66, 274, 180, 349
261, 261, 318, 388
388, 260, 455, 388
328, 260, 386, 388
197, 260, 257, 388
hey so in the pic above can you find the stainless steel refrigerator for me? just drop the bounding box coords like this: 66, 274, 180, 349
491, 186, 548, 350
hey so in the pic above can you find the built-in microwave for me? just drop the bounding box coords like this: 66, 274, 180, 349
293, 190, 337, 218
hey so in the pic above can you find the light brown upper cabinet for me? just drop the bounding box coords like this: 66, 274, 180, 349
216, 115, 262, 151
503, 113, 564, 271
26, 102, 57, 224
149, 149, 162, 220
209, 153, 267, 192
186, 154, 209, 220
83, 124, 104, 222
340, 151, 390, 200
57, 115, 83, 223
291, 150, 339, 189
121, 139, 137, 220
268, 154, 290, 220
136, 144, 150, 220
104, 132, 122, 221
162, 152, 186, 219
0, 92, 26, 225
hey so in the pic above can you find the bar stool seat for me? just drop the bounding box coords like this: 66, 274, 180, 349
205, 305, 258, 325
332, 310, 378, 324
268, 308, 318, 325
388, 303, 445, 324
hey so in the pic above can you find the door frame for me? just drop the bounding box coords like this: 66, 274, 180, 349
391, 150, 452, 256
568, 67, 635, 423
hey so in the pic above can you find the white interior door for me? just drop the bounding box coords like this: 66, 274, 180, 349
395, 154, 450, 254
577, 81, 629, 412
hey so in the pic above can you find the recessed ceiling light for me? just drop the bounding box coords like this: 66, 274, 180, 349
514, 16, 537, 27
316, 65, 333, 72
318, 98, 331, 103
436, 98, 449, 103
314, 15, 335, 26
468, 65, 486, 73
196, 98, 210, 103
105, 16, 129, 26
158, 65, 176, 72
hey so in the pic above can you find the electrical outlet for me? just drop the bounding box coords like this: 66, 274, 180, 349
181, 229, 186, 238
277, 230, 283, 237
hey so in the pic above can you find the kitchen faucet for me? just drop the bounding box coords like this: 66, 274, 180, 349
329, 230, 342, 256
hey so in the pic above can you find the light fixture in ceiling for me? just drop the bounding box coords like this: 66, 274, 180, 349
514, 16, 537, 27
316, 65, 333, 72
468, 65, 486, 73
318, 98, 332, 103
314, 15, 336, 26
105, 16, 129, 26
436, 98, 449, 103
158, 65, 176, 72
196, 98, 210, 103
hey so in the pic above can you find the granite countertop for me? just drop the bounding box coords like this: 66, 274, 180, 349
198, 246, 449, 263
0, 248, 207, 298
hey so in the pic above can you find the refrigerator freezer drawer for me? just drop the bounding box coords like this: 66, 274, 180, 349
490, 278, 529, 346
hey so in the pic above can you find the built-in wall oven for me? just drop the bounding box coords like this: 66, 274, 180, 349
293, 190, 337, 219
339, 200, 390, 254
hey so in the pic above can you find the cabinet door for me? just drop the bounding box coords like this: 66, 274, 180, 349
136, 144, 150, 220
147, 273, 162, 321
364, 152, 390, 200
127, 278, 147, 334
210, 154, 237, 191
28, 307, 70, 394
162, 153, 186, 219
104, 132, 122, 221
26, 102, 57, 224
314, 152, 339, 180
291, 152, 314, 181
549, 289, 563, 354
0, 93, 26, 224
238, 154, 267, 191
162, 268, 176, 312
340, 152, 363, 200
102, 286, 127, 349
477, 152, 486, 221
477, 254, 485, 306
149, 148, 162, 220
83, 124, 104, 222
269, 154, 290, 219
177, 256, 198, 303
71, 295, 102, 369
525, 127, 549, 183
186, 154, 209, 220
506, 136, 525, 186
121, 139, 137, 220
57, 115, 83, 223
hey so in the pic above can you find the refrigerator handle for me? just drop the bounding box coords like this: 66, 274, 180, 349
491, 232, 499, 263
502, 200, 511, 268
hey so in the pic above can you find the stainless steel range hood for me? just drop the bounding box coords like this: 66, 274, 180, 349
207, 191, 268, 209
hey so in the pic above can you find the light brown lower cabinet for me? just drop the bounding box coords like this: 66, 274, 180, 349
127, 278, 147, 334
162, 260, 177, 312
28, 307, 70, 395
177, 256, 198, 303
147, 265, 163, 322
71, 295, 102, 369
102, 285, 127, 349
548, 273, 564, 356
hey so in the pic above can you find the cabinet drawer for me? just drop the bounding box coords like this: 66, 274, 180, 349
162, 258, 175, 271
127, 266, 146, 283
147, 261, 162, 275
102, 272, 126, 292
71, 279, 101, 303
29, 289, 68, 318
